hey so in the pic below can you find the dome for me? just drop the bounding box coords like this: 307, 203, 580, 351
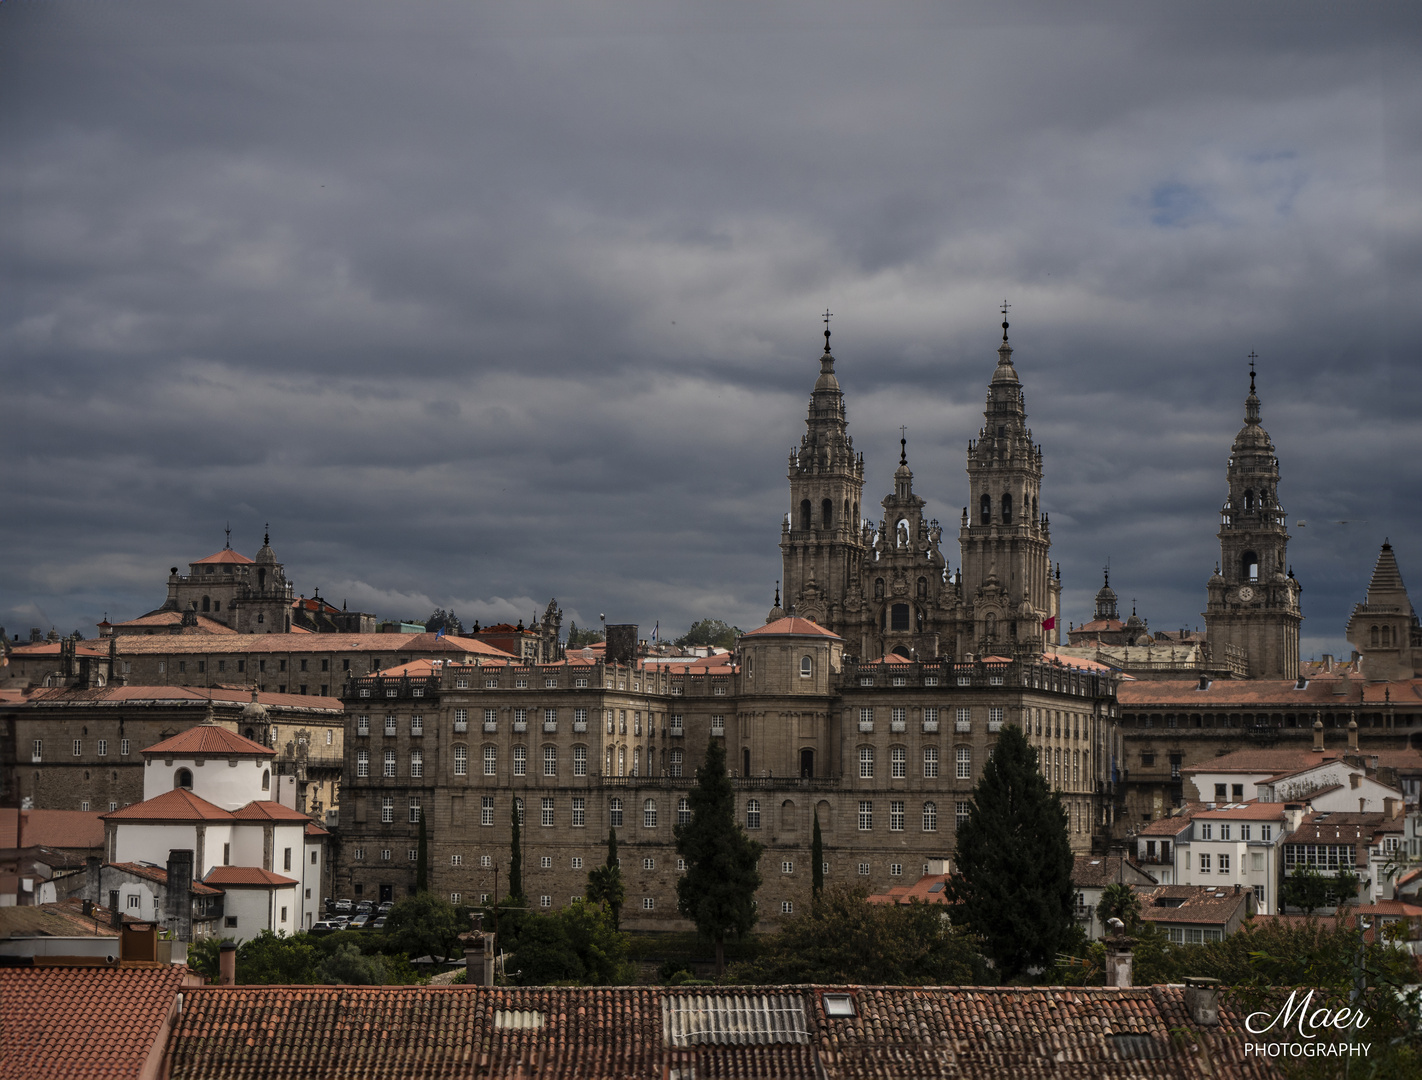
241, 688, 269, 724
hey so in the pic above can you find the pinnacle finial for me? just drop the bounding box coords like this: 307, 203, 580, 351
264, 523, 270, 546
900, 425, 908, 466
822, 309, 833, 355
1000, 299, 1011, 342
1248, 351, 1258, 393
225, 522, 231, 549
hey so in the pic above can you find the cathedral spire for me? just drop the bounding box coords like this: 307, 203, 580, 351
1245, 352, 1261, 425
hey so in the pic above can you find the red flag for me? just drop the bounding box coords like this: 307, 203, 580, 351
1041, 616, 1057, 631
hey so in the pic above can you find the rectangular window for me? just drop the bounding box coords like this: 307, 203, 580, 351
1199, 854, 1212, 873
96, 739, 107, 757
1220, 824, 1231, 841
513, 746, 526, 775
481, 796, 494, 826
670, 749, 683, 777
890, 863, 902, 877
781, 860, 794, 874
410, 750, 423, 778
889, 801, 905, 831
642, 897, 655, 910
542, 797, 554, 827
859, 747, 874, 778
357, 715, 370, 736
858, 862, 871, 876
859, 706, 874, 728
484, 746, 497, 776
642, 857, 656, 871
891, 747, 906, 778
284, 848, 292, 871
956, 802, 970, 829
679, 858, 688, 871
73, 739, 82, 757
956, 747, 971, 779
1240, 824, 1252, 841
924, 747, 939, 778
572, 796, 586, 828
409, 796, 422, 823
411, 715, 423, 736
120, 739, 129, 756
1262, 825, 1272, 842
514, 708, 527, 727
781, 901, 794, 914
858, 801, 873, 831
1252, 852, 1265, 872
381, 797, 394, 823
384, 750, 396, 777
357, 749, 369, 778
197, 661, 205, 673
385, 714, 397, 736
408, 849, 418, 861
573, 745, 587, 776
480, 855, 492, 869
454, 746, 467, 776
544, 746, 558, 777
1199, 823, 1212, 840
1218, 854, 1230, 873
678, 797, 691, 825
571, 857, 584, 870
745, 799, 760, 829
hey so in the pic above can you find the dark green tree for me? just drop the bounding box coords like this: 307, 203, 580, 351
1279, 867, 1360, 915
675, 738, 763, 976
811, 810, 824, 901
424, 608, 463, 635
675, 619, 739, 651
731, 886, 988, 986
1096, 882, 1141, 931
415, 809, 429, 893
383, 893, 463, 962
315, 941, 389, 985
510, 798, 525, 900
566, 622, 605, 648
948, 724, 1074, 981
506, 900, 634, 986
586, 828, 625, 930
235, 930, 319, 984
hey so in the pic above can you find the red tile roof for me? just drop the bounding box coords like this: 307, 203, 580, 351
202, 867, 298, 888
113, 611, 237, 634
102, 788, 234, 824
108, 862, 223, 897
163, 984, 1280, 1079
1192, 802, 1289, 821
865, 873, 953, 905
22, 685, 343, 715
192, 548, 255, 565
742, 617, 840, 639
108, 630, 516, 659
0, 966, 190, 1080
0, 808, 105, 850
304, 821, 331, 838
1135, 885, 1251, 927
229, 800, 312, 822
143, 725, 274, 758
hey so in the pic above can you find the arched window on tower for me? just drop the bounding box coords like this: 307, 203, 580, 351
800, 748, 814, 778
799, 500, 812, 530
1001, 493, 1012, 525
1371, 625, 1380, 647
201, 596, 211, 612
1032, 496, 1038, 520
822, 499, 833, 530
174, 768, 193, 790
979, 494, 991, 525
843, 498, 850, 525
1242, 551, 1259, 582
742, 747, 751, 777
258, 568, 266, 588
1243, 489, 1254, 511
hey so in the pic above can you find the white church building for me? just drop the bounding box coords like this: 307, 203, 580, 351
99, 707, 327, 940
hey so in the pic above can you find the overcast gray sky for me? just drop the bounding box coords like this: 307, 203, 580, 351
3, 1, 1419, 660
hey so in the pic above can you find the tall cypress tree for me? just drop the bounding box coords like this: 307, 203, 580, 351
587, 828, 624, 929
415, 808, 429, 893
509, 797, 524, 900
948, 724, 1074, 982
675, 738, 763, 976
811, 810, 824, 901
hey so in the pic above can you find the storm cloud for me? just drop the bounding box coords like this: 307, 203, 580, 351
3, 1, 1419, 658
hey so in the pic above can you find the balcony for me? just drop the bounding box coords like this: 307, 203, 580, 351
954, 721, 971, 733
710, 724, 725, 737
922, 720, 939, 734
543, 721, 558, 733
512, 721, 528, 733
988, 720, 1004, 733
573, 721, 588, 733
483, 721, 498, 733
452, 721, 468, 734
890, 720, 906, 733
858, 721, 874, 733
669, 725, 684, 738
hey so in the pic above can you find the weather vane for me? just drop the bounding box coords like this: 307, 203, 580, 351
1000, 300, 1010, 341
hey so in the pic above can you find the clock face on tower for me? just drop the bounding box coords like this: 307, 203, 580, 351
1237, 586, 1255, 603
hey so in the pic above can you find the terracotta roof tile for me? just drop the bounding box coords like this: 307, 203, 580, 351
0, 966, 188, 1080
203, 866, 298, 887
101, 788, 234, 824
1134, 885, 1251, 926
0, 807, 106, 849
143, 725, 274, 758
112, 611, 237, 634
743, 617, 841, 639
229, 800, 313, 822
192, 548, 255, 565
107, 631, 516, 659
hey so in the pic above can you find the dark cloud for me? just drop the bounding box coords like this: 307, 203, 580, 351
3, 1, 1420, 659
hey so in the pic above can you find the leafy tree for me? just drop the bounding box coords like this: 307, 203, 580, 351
731, 886, 988, 985
948, 724, 1074, 981
383, 893, 463, 962
236, 930, 319, 984
566, 622, 604, 648
675, 738, 763, 976
811, 811, 824, 901
187, 935, 228, 980
586, 828, 625, 930
506, 900, 634, 986
1096, 882, 1141, 932
509, 798, 524, 900
316, 941, 389, 985
424, 608, 464, 635
675, 619, 739, 651
415, 809, 429, 893
1280, 868, 1359, 915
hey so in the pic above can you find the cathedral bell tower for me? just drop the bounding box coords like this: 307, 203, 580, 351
1203, 363, 1301, 679
780, 315, 867, 632
956, 309, 1059, 658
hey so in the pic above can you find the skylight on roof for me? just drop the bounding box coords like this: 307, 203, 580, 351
822, 994, 856, 1017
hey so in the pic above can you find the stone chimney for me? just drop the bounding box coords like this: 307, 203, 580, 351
1313, 718, 1325, 752
85, 855, 101, 901
1104, 930, 1134, 988
109, 889, 122, 929
1184, 977, 1221, 1026
166, 849, 194, 943
219, 941, 237, 985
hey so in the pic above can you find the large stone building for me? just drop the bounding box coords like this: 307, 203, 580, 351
1347, 541, 1422, 680
331, 322, 1122, 927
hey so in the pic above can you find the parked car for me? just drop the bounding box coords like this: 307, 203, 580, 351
347, 913, 374, 930
378, 901, 394, 914
371, 917, 387, 930
311, 921, 340, 933
333, 898, 352, 913
355, 900, 375, 915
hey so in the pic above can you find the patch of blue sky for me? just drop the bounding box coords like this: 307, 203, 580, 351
1148, 182, 1210, 228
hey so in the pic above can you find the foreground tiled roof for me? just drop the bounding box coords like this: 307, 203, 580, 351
0, 966, 190, 1080
0, 898, 131, 939
102, 788, 233, 824
165, 984, 1282, 1079
229, 800, 314, 822
0, 807, 105, 850
144, 724, 274, 758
